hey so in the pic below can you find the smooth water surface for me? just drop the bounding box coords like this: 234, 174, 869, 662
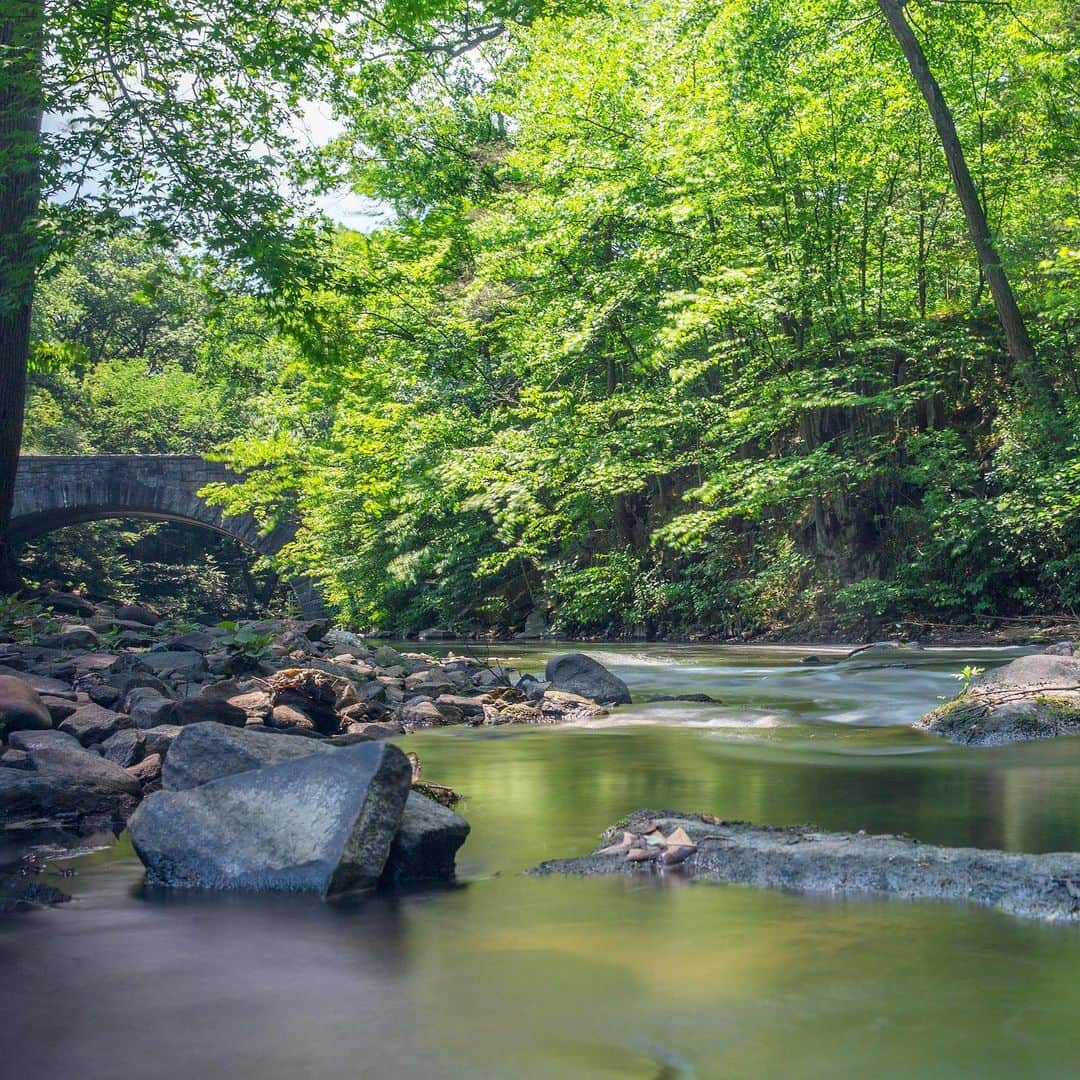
6, 643, 1080, 1078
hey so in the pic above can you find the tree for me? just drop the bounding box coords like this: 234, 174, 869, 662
0, 1, 45, 590
0, 0, 557, 590
876, 0, 1059, 414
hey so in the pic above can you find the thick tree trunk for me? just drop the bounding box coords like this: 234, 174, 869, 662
0, 0, 44, 591
877, 0, 1058, 414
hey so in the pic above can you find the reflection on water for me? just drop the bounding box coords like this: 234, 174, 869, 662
5, 643, 1080, 1079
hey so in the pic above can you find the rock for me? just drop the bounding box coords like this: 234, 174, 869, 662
128, 741, 412, 895
472, 668, 504, 689
544, 653, 632, 705
417, 628, 455, 642
381, 791, 470, 886
127, 753, 162, 786
158, 697, 247, 728
323, 628, 369, 653
101, 728, 146, 767
126, 688, 175, 729
1, 749, 31, 770
116, 603, 161, 626
400, 699, 445, 729
225, 690, 272, 722
0, 730, 140, 820
142, 725, 184, 758
403, 669, 459, 696
0, 875, 71, 914
341, 721, 403, 740
518, 607, 549, 640
0, 675, 53, 739
109, 672, 171, 698
268, 703, 318, 731
267, 668, 358, 734
135, 651, 208, 679
55, 624, 100, 649
59, 703, 127, 746
842, 641, 923, 665
373, 645, 405, 669
432, 701, 465, 725
0, 667, 74, 698
1044, 641, 1076, 657
917, 654, 1080, 746
162, 722, 335, 791
40, 590, 97, 617
168, 629, 220, 653
516, 674, 551, 701
531, 810, 1080, 924
537, 691, 607, 723
7, 729, 81, 753
87, 682, 123, 709
297, 618, 331, 642
434, 693, 489, 718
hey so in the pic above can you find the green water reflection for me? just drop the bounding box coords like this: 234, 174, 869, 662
7, 644, 1080, 1079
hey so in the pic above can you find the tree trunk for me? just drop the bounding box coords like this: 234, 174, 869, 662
0, 0, 44, 591
876, 0, 1058, 414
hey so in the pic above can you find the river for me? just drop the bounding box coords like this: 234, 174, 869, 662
6, 643, 1080, 1078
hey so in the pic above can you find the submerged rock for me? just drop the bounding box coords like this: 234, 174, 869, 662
544, 653, 631, 705
917, 654, 1080, 745
531, 810, 1080, 923
128, 741, 412, 895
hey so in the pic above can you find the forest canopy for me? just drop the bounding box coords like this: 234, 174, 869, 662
12, 0, 1080, 635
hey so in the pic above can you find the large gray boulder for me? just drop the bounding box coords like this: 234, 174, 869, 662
917, 654, 1080, 745
0, 729, 141, 820
381, 791, 470, 886
0, 674, 52, 739
163, 722, 334, 791
544, 653, 631, 705
127, 741, 412, 894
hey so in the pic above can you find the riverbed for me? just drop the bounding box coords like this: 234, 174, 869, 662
6, 643, 1080, 1078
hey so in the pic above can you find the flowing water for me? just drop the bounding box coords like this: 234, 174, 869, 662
6, 643, 1080, 1078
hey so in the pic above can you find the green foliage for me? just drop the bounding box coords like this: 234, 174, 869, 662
19, 0, 1080, 635
954, 666, 987, 693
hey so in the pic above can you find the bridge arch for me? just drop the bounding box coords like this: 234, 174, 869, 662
11, 454, 324, 617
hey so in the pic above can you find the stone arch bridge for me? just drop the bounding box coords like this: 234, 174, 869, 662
11, 454, 324, 617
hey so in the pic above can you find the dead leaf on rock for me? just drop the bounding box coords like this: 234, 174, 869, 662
661, 845, 695, 866
597, 831, 638, 855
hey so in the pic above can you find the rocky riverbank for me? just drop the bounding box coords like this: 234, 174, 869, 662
0, 593, 638, 907
532, 810, 1080, 923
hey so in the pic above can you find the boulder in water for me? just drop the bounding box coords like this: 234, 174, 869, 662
381, 791, 470, 886
544, 653, 631, 705
128, 741, 412, 895
917, 654, 1080, 745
